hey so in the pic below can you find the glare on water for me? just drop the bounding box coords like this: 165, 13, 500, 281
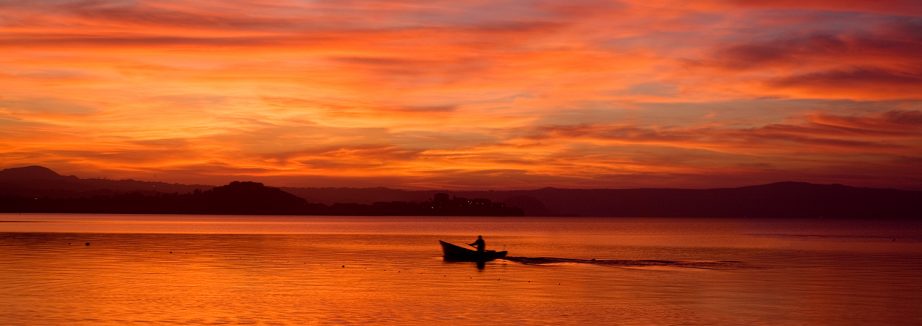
1, 214, 921, 325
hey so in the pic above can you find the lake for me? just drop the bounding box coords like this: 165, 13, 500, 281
1, 214, 921, 325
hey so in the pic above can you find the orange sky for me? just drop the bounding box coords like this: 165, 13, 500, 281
1, 0, 920, 189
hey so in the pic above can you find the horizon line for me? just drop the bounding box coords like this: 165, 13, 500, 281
3, 165, 920, 192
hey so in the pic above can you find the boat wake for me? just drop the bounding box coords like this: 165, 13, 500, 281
503, 256, 746, 270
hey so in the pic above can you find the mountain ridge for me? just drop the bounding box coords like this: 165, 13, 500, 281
1, 166, 919, 218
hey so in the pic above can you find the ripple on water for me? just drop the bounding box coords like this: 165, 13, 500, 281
1, 216, 922, 325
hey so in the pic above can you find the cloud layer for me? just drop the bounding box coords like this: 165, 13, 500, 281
1, 0, 920, 189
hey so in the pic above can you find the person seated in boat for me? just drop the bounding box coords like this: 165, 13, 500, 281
469, 235, 485, 253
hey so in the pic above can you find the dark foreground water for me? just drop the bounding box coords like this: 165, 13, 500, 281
1, 214, 921, 325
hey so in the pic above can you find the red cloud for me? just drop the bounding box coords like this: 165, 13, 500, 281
770, 68, 922, 100
701, 20, 922, 100
711, 21, 921, 69
530, 110, 922, 153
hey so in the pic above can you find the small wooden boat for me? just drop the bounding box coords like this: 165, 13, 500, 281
439, 240, 507, 262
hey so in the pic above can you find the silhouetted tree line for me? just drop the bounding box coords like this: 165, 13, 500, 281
2, 166, 920, 218
0, 181, 523, 216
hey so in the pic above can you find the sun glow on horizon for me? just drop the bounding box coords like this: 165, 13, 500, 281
1, 0, 920, 189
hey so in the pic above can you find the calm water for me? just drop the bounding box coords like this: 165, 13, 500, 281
1, 214, 921, 325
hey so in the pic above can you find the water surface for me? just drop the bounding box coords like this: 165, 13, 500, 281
1, 214, 921, 325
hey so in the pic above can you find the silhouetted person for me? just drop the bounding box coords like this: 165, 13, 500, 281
469, 235, 485, 253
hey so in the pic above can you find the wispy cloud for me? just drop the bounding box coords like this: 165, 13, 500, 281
0, 0, 920, 188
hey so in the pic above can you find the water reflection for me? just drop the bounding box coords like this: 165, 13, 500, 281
1, 215, 921, 325
441, 259, 488, 270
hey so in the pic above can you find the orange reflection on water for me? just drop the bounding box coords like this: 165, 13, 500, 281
1, 214, 921, 324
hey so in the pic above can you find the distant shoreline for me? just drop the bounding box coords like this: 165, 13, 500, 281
2, 166, 920, 219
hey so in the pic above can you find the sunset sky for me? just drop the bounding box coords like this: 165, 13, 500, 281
1, 0, 920, 189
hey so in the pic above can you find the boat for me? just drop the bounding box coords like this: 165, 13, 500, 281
439, 240, 507, 262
